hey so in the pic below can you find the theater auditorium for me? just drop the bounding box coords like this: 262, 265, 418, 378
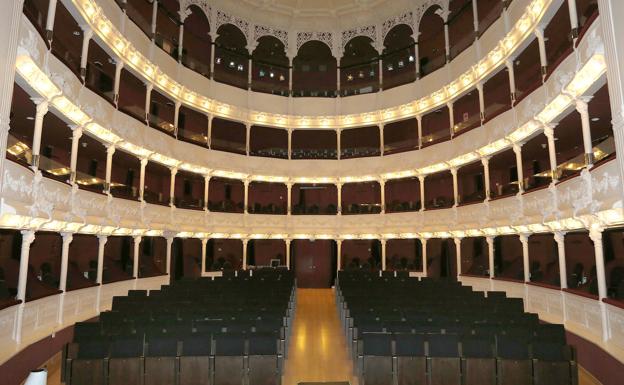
0, 0, 623, 384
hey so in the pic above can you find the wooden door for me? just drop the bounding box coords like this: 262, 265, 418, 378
293, 240, 334, 288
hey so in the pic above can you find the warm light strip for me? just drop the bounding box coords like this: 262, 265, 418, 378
70, 0, 552, 129
2, 208, 621, 239
14, 53, 606, 181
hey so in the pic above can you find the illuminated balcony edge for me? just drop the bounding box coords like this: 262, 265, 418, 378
14, 51, 606, 181
0, 207, 621, 240
71, 0, 551, 129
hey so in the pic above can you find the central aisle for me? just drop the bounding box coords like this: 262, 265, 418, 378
282, 289, 358, 385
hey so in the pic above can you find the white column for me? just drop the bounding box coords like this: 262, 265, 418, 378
69, 126, 83, 184
287, 129, 292, 160
486, 236, 495, 278
104, 145, 115, 193
597, 0, 624, 197
16, 230, 36, 302
513, 143, 525, 193
337, 182, 343, 214
30, 99, 49, 170
165, 236, 174, 275
589, 228, 607, 299
286, 182, 292, 215
448, 102, 455, 137
381, 239, 387, 271
451, 168, 459, 207
288, 57, 293, 94
535, 28, 548, 79
59, 233, 73, 292
482, 157, 491, 200
207, 115, 213, 148
378, 57, 383, 90
169, 167, 177, 207
416, 115, 423, 148
336, 58, 341, 95
554, 232, 567, 289
567, 0, 580, 38
209, 32, 217, 77
454, 238, 462, 277
576, 98, 595, 166
177, 23, 184, 62
150, 0, 158, 39
173, 101, 181, 137
444, 22, 451, 63
414, 40, 420, 78
139, 158, 148, 201
132, 236, 141, 278
506, 60, 516, 103
418, 175, 426, 211
471, 0, 479, 36
336, 129, 341, 160
45, 0, 58, 40
336, 239, 342, 272
113, 61, 123, 106
543, 124, 559, 183
96, 235, 107, 284
201, 238, 208, 274
203, 175, 210, 210
245, 123, 251, 156
520, 234, 530, 282
79, 27, 94, 80
243, 179, 250, 213
144, 84, 153, 122
421, 238, 428, 276
285, 239, 291, 269
242, 239, 248, 270
380, 179, 386, 214
477, 83, 485, 122
379, 124, 385, 156
0, 0, 27, 187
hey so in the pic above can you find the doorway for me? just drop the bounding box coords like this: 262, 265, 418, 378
291, 239, 337, 288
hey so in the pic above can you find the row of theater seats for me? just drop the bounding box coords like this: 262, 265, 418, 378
64, 269, 295, 385
336, 271, 578, 385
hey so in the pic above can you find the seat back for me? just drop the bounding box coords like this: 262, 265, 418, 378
361, 333, 393, 385
214, 334, 246, 385
248, 334, 279, 385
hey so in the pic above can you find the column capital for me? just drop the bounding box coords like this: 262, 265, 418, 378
33, 98, 49, 115
170, 167, 178, 176
519, 233, 530, 243
140, 157, 149, 167
61, 232, 74, 242
512, 142, 523, 154
20, 230, 36, 244
575, 96, 592, 114
106, 143, 116, 154
481, 156, 490, 165
454, 237, 463, 245
133, 235, 142, 242
70, 125, 84, 137
485, 235, 495, 244
418, 174, 426, 182
542, 123, 557, 139
200, 238, 208, 245
589, 227, 604, 243
450, 167, 458, 176
79, 24, 94, 39
97, 234, 109, 242
553, 231, 566, 243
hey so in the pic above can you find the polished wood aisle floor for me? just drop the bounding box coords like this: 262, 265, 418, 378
282, 288, 359, 385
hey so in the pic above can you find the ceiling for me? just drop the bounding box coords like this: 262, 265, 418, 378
209, 0, 415, 30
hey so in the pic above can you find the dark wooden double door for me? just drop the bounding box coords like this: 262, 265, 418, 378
292, 239, 337, 288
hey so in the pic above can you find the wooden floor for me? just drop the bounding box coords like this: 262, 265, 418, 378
282, 289, 358, 385
38, 288, 601, 385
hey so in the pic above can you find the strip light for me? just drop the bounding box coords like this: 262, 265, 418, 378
70, 0, 552, 128
14, 51, 606, 181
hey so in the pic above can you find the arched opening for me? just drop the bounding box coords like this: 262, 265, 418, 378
292, 41, 337, 97
382, 24, 416, 90
340, 36, 379, 96
213, 23, 248, 90
181, 5, 211, 78
418, 5, 446, 77
251, 36, 289, 96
